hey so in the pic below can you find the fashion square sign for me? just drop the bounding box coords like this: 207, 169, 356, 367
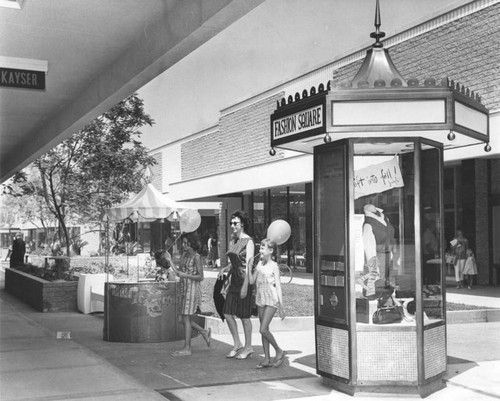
272, 104, 324, 141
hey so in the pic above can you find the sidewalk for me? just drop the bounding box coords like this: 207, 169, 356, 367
1, 268, 499, 401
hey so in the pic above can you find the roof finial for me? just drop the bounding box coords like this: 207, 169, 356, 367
370, 0, 385, 48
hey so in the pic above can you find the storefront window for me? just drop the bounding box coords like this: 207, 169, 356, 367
252, 190, 268, 243
421, 147, 444, 321
289, 184, 306, 269
353, 145, 416, 326
247, 184, 309, 270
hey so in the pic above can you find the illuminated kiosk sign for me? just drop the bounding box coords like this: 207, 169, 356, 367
271, 90, 327, 147
0, 67, 45, 90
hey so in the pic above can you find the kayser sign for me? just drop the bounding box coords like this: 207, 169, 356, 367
0, 67, 45, 90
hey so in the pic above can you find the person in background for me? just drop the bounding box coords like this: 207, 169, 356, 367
10, 232, 26, 268
462, 248, 478, 290
207, 232, 219, 268
167, 232, 211, 356
450, 227, 468, 289
4, 235, 14, 261
248, 238, 286, 369
218, 210, 255, 360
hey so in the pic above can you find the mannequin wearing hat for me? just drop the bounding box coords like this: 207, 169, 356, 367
362, 204, 396, 285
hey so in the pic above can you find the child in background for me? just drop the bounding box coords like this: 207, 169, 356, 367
167, 232, 211, 356
462, 248, 478, 290
248, 238, 286, 369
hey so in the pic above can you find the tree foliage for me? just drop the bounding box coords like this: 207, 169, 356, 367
6, 93, 156, 254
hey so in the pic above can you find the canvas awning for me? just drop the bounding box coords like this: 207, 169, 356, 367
104, 184, 192, 222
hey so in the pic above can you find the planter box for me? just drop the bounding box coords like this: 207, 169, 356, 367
5, 268, 78, 312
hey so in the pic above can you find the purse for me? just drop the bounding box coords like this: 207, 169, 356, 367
372, 296, 403, 324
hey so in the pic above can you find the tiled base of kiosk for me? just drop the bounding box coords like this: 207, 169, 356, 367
316, 323, 446, 397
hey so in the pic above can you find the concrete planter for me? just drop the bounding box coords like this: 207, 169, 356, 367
5, 268, 78, 312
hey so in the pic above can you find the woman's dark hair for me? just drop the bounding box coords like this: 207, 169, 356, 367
154, 250, 170, 269
231, 210, 251, 234
180, 232, 201, 252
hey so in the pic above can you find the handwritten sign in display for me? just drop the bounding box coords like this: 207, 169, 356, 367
354, 157, 404, 199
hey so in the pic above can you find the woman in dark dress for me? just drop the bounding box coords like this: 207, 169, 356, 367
218, 210, 255, 359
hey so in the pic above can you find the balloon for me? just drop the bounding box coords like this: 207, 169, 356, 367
267, 219, 291, 245
179, 209, 201, 233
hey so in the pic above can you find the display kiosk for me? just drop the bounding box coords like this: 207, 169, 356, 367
269, 2, 490, 396
314, 138, 446, 396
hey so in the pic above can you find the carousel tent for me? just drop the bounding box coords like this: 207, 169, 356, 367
104, 183, 191, 221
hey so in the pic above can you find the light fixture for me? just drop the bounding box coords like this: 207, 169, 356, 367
0, 0, 25, 9
269, 147, 276, 156
0, 56, 48, 73
447, 131, 456, 141
485, 143, 492, 152
324, 133, 331, 143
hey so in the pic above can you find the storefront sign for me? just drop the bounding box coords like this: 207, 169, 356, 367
272, 104, 323, 140
271, 94, 326, 146
0, 67, 45, 90
354, 157, 404, 199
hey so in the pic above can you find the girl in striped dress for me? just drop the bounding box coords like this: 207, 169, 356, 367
168, 232, 211, 356
248, 238, 286, 369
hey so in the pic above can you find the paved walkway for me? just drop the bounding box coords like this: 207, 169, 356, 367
1, 267, 499, 401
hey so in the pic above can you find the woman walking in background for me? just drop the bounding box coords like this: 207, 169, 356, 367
248, 238, 286, 369
208, 232, 219, 268
168, 232, 211, 356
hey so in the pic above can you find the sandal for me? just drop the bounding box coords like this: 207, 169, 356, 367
202, 328, 211, 347
272, 350, 286, 368
256, 362, 272, 369
235, 348, 254, 360
171, 349, 192, 357
226, 347, 244, 358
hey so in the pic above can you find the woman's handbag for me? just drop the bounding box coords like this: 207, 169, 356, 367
372, 296, 403, 324
445, 252, 456, 265
372, 306, 403, 324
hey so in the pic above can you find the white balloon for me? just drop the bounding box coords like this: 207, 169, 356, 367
267, 219, 291, 245
179, 209, 201, 233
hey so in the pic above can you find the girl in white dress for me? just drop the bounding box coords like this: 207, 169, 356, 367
248, 238, 286, 369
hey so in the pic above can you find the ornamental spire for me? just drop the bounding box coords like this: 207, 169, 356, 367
370, 0, 385, 48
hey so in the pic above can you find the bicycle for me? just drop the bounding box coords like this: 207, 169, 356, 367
278, 263, 293, 284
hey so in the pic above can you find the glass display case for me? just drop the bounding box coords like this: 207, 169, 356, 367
314, 137, 446, 397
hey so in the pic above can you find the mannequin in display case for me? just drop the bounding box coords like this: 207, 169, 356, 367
362, 204, 396, 292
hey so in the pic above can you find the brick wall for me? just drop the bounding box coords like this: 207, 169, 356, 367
181, 93, 285, 181
5, 268, 78, 312
332, 4, 500, 111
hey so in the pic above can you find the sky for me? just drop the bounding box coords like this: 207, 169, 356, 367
137, 0, 473, 151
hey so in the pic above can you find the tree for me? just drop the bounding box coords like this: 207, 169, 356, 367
8, 93, 156, 256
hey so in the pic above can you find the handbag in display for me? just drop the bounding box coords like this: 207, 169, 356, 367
372, 296, 403, 324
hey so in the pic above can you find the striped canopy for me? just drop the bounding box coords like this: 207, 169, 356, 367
104, 184, 190, 222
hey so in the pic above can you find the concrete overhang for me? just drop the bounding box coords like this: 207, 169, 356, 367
0, 0, 264, 183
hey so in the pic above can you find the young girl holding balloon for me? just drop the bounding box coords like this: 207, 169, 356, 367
247, 238, 286, 369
